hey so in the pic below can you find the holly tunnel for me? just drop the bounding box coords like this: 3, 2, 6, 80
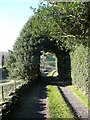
30, 38, 72, 85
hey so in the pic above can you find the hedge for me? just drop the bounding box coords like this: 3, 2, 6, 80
70, 44, 89, 94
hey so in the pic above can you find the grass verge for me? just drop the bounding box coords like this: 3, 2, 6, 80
47, 70, 58, 76
47, 71, 54, 76
67, 85, 89, 109
47, 85, 74, 118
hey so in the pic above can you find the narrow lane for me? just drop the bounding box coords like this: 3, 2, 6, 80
2, 77, 89, 119
12, 83, 49, 119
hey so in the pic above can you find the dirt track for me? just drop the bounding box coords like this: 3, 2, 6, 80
2, 77, 89, 119
12, 83, 49, 119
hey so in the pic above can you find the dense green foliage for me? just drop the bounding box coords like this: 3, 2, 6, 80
6, 1, 89, 91
6, 51, 16, 78
70, 44, 89, 94
47, 85, 74, 118
6, 17, 41, 80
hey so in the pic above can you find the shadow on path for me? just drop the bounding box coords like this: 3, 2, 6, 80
41, 76, 71, 86
58, 86, 88, 119
2, 76, 71, 119
3, 83, 48, 119
41, 76, 88, 119
2, 76, 88, 119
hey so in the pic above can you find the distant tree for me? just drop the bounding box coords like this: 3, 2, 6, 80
2, 55, 4, 68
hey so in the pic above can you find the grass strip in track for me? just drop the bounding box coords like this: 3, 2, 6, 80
47, 85, 74, 118
67, 85, 89, 109
47, 71, 54, 76
47, 70, 58, 76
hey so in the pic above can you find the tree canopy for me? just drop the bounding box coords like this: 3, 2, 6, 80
6, 2, 90, 81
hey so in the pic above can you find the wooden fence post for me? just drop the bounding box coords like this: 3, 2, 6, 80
2, 86, 5, 102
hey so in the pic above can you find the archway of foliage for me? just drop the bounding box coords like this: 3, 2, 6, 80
6, 2, 89, 88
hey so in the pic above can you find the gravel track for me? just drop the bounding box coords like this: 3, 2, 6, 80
58, 86, 89, 119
